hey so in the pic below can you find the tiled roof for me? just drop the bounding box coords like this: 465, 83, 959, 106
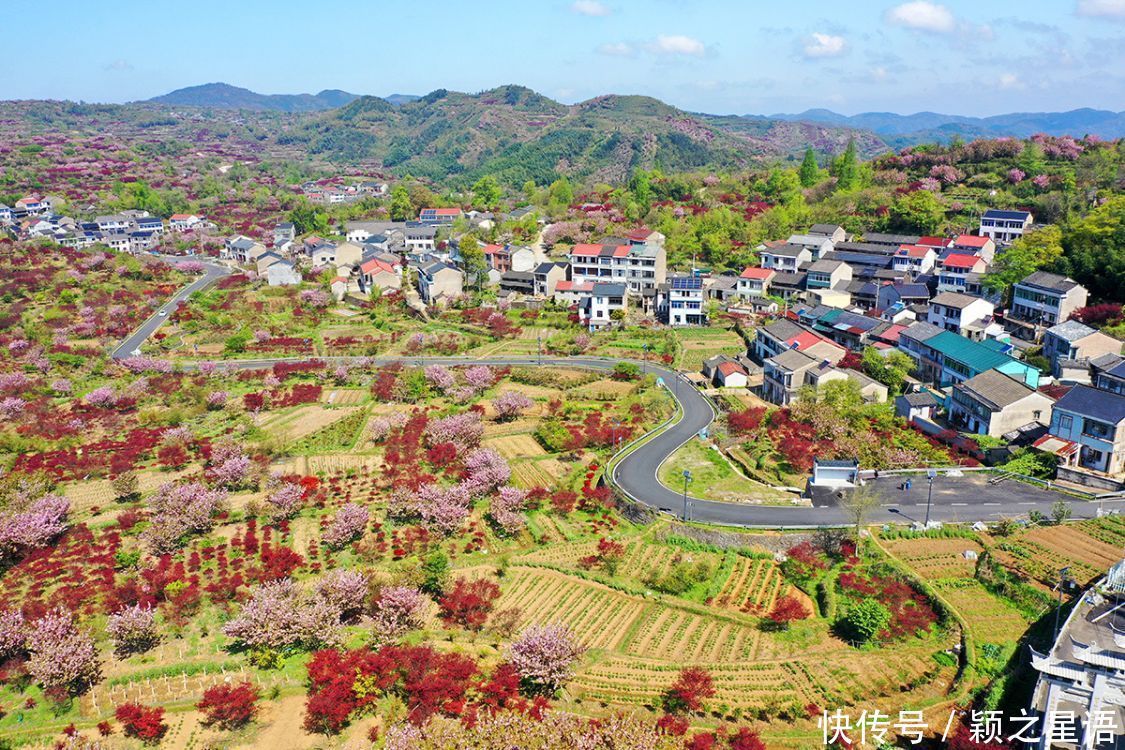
1019, 271, 1080, 293
740, 266, 775, 280
1053, 384, 1125, 424
954, 369, 1037, 410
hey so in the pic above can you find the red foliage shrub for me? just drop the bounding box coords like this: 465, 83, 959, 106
768, 595, 811, 626
438, 578, 501, 631
727, 407, 766, 434
197, 681, 259, 729
662, 667, 716, 714
115, 703, 166, 743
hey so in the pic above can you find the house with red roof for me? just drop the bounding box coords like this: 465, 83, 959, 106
552, 280, 595, 306
418, 207, 462, 225
937, 253, 988, 293
951, 234, 996, 263
566, 241, 666, 296
892, 244, 937, 274
169, 214, 203, 232
359, 257, 402, 294
482, 244, 536, 274
737, 266, 776, 298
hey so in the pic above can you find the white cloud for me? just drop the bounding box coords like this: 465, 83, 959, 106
999, 72, 1026, 89
803, 32, 848, 58
647, 34, 707, 57
104, 59, 134, 72
597, 42, 634, 57
885, 1, 957, 32
872, 66, 889, 80
570, 0, 610, 17
1077, 0, 1125, 19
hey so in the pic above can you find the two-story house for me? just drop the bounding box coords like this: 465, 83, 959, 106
877, 282, 931, 312
804, 259, 852, 290
404, 224, 438, 253
482, 244, 536, 274
532, 262, 568, 297
759, 243, 812, 272
898, 322, 1040, 388
786, 233, 835, 260
893, 244, 937, 275
737, 266, 775, 298
1046, 385, 1125, 477
947, 369, 1054, 437
169, 214, 203, 232
273, 222, 296, 245
926, 292, 997, 340
1096, 360, 1125, 395
661, 275, 706, 326
1008, 272, 1089, 332
808, 224, 847, 243
578, 282, 626, 330
417, 261, 464, 306
1042, 321, 1124, 377
937, 254, 988, 292
979, 209, 1033, 245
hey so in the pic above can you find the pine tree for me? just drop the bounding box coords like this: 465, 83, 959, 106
799, 147, 819, 187
834, 139, 858, 191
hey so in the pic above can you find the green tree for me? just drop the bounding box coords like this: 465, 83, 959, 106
833, 139, 859, 191
984, 225, 1064, 304
389, 184, 414, 222
421, 550, 450, 595
628, 169, 653, 215
887, 190, 945, 234
471, 175, 502, 210
799, 147, 819, 188
764, 168, 803, 206
459, 236, 486, 289
287, 201, 329, 236
1054, 196, 1125, 301
861, 347, 915, 395
840, 486, 879, 557
547, 177, 573, 208
842, 598, 891, 643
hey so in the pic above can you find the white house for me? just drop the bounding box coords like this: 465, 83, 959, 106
979, 209, 1033, 245
578, 282, 626, 330
926, 291, 997, 340
169, 214, 203, 232
267, 261, 301, 286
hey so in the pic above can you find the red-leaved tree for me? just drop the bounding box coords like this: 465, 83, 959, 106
197, 681, 259, 729
662, 666, 716, 714
115, 702, 167, 743
438, 578, 501, 631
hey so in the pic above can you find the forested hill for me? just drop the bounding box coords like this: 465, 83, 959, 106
279, 85, 887, 186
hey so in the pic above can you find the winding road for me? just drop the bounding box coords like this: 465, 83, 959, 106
113, 260, 1119, 528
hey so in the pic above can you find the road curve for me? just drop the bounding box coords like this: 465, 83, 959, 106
110, 269, 1112, 527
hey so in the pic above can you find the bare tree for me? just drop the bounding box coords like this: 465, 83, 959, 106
839, 486, 880, 557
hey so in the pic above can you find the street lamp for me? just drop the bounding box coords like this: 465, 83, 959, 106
681, 469, 693, 521
924, 469, 936, 528
643, 343, 650, 376
537, 330, 542, 366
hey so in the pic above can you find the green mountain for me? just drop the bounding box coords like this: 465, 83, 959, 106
145, 83, 362, 113
283, 85, 886, 186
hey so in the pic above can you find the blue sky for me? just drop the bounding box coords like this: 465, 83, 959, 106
6, 0, 1124, 115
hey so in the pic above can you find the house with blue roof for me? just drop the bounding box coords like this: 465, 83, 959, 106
896, 322, 1041, 388
979, 209, 1033, 245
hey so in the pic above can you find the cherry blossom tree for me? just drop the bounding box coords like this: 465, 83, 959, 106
371, 586, 429, 644
506, 623, 587, 693
492, 391, 533, 421
424, 411, 484, 452
143, 481, 227, 554
264, 478, 304, 522
393, 483, 471, 535
316, 569, 368, 622
0, 494, 70, 562
84, 386, 117, 407
0, 608, 26, 658
490, 485, 527, 535
462, 448, 511, 497
106, 604, 159, 657
222, 579, 338, 651
210, 441, 252, 489
424, 365, 455, 392
26, 608, 101, 696
463, 365, 494, 391
322, 502, 370, 548
206, 390, 229, 409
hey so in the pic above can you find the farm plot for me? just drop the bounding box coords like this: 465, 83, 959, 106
674, 327, 746, 372
935, 581, 1032, 637
1021, 525, 1121, 573
498, 567, 646, 651
257, 405, 361, 444
572, 646, 950, 714
571, 379, 639, 401
882, 538, 983, 581
484, 433, 549, 460
713, 556, 792, 614
511, 458, 570, 489
621, 604, 763, 662
992, 538, 1103, 587
320, 388, 369, 406
1077, 515, 1125, 548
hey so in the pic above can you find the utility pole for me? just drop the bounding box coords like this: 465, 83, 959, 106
681, 469, 693, 522
537, 330, 542, 366
1053, 566, 1071, 642
924, 469, 936, 528
643, 343, 650, 376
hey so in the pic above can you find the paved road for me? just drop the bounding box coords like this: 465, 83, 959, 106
110, 269, 1120, 527
110, 256, 230, 360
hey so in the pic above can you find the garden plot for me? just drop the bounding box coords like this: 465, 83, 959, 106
571, 379, 639, 401
257, 405, 361, 444
621, 604, 763, 662
484, 433, 549, 460
320, 388, 368, 406
935, 581, 1031, 636
882, 538, 983, 580
1021, 525, 1122, 573
498, 567, 646, 651
713, 556, 794, 614
511, 459, 569, 489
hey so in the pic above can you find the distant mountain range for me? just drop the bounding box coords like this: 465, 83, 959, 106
764, 108, 1125, 145
144, 83, 364, 112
